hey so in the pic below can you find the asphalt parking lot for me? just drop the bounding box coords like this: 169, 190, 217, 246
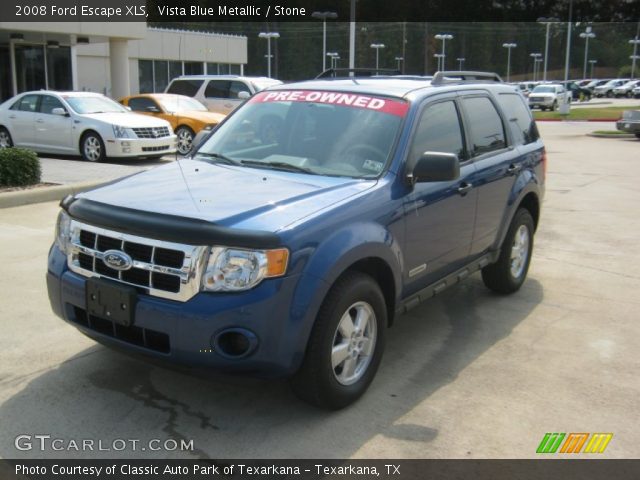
0, 122, 638, 459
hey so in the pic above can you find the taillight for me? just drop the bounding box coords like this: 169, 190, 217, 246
541, 148, 547, 182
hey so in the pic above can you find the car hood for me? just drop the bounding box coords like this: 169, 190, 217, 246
81, 112, 171, 128
173, 110, 226, 125
77, 159, 377, 232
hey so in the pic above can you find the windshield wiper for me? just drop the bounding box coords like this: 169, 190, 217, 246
195, 152, 242, 166
240, 160, 315, 174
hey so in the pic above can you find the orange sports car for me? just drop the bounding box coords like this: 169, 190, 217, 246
119, 94, 226, 155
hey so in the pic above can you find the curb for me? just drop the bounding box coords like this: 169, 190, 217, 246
0, 180, 107, 209
536, 118, 618, 122
586, 133, 636, 138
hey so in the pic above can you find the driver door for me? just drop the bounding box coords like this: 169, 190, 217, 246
402, 96, 477, 296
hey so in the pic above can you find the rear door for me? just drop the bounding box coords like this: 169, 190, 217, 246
402, 95, 477, 295
34, 94, 73, 152
5, 94, 38, 146
463, 92, 527, 255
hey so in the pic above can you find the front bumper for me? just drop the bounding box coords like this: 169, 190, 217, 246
616, 120, 640, 133
47, 245, 315, 377
528, 97, 555, 108
104, 135, 177, 158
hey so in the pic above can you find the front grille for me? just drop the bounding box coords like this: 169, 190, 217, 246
73, 307, 170, 354
141, 145, 171, 152
67, 221, 207, 302
132, 126, 171, 139
529, 96, 544, 102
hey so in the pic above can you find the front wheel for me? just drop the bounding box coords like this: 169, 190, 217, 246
290, 272, 387, 410
635, 133, 640, 139
80, 132, 105, 162
176, 126, 195, 156
482, 208, 535, 294
551, 101, 557, 112
606, 91, 613, 98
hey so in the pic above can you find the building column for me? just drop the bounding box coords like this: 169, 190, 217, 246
70, 44, 78, 90
109, 38, 130, 99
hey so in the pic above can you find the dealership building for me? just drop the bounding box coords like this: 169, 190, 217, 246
0, 22, 248, 102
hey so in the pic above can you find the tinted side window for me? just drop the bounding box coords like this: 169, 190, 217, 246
497, 93, 539, 145
39, 95, 64, 114
166, 79, 203, 97
205, 80, 231, 99
461, 96, 506, 155
228, 81, 248, 99
128, 97, 158, 112
11, 94, 39, 112
410, 100, 465, 162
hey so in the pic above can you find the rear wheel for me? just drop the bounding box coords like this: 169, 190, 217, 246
0, 127, 13, 148
290, 272, 387, 409
80, 132, 105, 162
482, 208, 534, 294
175, 126, 195, 156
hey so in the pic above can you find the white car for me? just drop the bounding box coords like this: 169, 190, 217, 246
594, 79, 629, 98
528, 84, 568, 111
613, 80, 640, 98
0, 91, 177, 162
165, 75, 283, 115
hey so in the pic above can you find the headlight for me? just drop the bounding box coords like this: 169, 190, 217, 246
112, 125, 133, 138
55, 210, 71, 253
201, 247, 289, 292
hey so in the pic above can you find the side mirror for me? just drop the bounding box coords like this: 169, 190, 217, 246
409, 152, 460, 184
51, 107, 68, 116
237, 91, 251, 100
124, 106, 132, 111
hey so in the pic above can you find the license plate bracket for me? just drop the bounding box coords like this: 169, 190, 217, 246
86, 277, 137, 327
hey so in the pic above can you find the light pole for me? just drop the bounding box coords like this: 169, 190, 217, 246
395, 56, 404, 71
530, 53, 542, 81
434, 34, 453, 70
370, 43, 385, 69
560, 0, 574, 115
502, 43, 517, 82
433, 53, 444, 72
312, 11, 338, 72
258, 32, 280, 78
589, 59, 597, 78
349, 0, 355, 72
538, 17, 559, 82
630, 37, 640, 79
327, 52, 340, 69
580, 27, 596, 80
456, 57, 465, 70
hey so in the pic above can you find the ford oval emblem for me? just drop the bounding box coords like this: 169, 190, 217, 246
102, 250, 133, 271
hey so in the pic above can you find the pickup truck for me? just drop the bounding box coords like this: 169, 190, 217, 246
47, 71, 545, 409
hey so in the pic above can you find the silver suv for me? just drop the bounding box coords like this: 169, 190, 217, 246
165, 75, 282, 115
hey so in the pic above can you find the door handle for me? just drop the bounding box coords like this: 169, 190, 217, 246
8, 115, 16, 119
457, 182, 473, 196
507, 164, 521, 175
36, 119, 45, 123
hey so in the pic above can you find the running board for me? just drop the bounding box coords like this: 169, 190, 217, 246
397, 251, 500, 315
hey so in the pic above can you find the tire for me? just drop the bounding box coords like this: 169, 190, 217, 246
551, 101, 557, 112
540, 107, 546, 112
635, 133, 640, 140
482, 208, 535, 294
606, 91, 613, 98
626, 92, 633, 98
80, 132, 106, 162
0, 127, 13, 148
175, 126, 195, 156
290, 272, 387, 410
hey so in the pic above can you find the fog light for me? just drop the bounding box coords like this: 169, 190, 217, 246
122, 148, 131, 153
121, 141, 130, 147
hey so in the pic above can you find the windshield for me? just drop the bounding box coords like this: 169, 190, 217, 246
195, 90, 408, 179
532, 86, 557, 93
65, 96, 128, 114
157, 96, 207, 112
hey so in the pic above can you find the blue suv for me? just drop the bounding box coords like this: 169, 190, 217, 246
47, 71, 545, 409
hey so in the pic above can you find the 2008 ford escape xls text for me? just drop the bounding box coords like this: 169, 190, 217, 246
47, 71, 545, 409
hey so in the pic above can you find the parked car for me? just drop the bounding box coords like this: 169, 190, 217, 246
616, 110, 640, 138
560, 81, 592, 101
0, 91, 176, 162
634, 85, 640, 99
528, 84, 568, 111
613, 80, 640, 98
594, 79, 629, 97
165, 75, 283, 115
119, 94, 226, 155
48, 71, 545, 409
585, 79, 610, 93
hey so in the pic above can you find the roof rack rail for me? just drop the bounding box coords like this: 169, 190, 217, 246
315, 67, 401, 79
431, 71, 503, 85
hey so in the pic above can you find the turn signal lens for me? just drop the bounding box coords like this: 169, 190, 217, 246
266, 249, 289, 277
